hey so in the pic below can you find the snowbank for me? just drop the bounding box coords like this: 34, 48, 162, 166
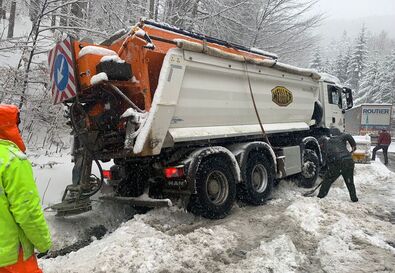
42, 209, 238, 273
38, 159, 394, 273
389, 142, 395, 153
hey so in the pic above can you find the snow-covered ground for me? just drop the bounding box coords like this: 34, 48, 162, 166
388, 142, 395, 153
0, 14, 33, 67
34, 157, 395, 273
32, 153, 74, 207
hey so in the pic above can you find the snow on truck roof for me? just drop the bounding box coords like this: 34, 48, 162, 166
95, 21, 319, 80
143, 20, 279, 60
319, 73, 343, 86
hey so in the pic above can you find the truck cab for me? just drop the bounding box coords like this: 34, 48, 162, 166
319, 74, 353, 131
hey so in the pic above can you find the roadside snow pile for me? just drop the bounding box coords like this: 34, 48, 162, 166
389, 142, 395, 153
285, 199, 323, 235
38, 160, 395, 273
134, 206, 200, 233
41, 217, 238, 273
45, 202, 135, 251
317, 217, 364, 272
317, 215, 395, 273
226, 235, 305, 273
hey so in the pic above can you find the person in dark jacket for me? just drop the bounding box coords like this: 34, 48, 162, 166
372, 129, 392, 165
317, 128, 358, 202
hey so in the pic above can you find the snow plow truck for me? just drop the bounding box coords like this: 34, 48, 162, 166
48, 20, 353, 219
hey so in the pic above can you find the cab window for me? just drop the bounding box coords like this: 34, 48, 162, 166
327, 85, 342, 109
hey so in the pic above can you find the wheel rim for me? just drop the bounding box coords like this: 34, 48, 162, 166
206, 170, 229, 205
251, 164, 268, 193
301, 161, 316, 179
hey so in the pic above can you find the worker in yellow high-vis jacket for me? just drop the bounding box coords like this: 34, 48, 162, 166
0, 104, 51, 273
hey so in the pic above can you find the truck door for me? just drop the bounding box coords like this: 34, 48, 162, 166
326, 84, 344, 130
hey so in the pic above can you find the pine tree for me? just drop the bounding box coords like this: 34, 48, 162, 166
376, 51, 395, 103
309, 50, 323, 72
321, 58, 333, 74
355, 59, 380, 105
347, 26, 368, 92
333, 53, 345, 81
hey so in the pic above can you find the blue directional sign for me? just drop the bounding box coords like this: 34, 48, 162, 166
48, 36, 77, 104
54, 54, 69, 91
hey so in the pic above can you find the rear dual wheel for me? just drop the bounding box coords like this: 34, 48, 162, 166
238, 153, 274, 205
188, 156, 236, 219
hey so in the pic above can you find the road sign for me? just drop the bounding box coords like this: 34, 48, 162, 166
48, 36, 77, 104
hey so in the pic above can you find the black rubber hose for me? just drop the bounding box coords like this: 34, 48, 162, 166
69, 102, 104, 199
80, 159, 104, 199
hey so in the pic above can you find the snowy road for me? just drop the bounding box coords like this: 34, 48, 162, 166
374, 152, 395, 172
38, 161, 395, 273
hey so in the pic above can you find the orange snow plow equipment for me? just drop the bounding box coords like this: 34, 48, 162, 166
0, 104, 26, 152
48, 20, 278, 109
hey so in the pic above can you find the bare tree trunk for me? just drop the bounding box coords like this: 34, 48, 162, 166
154, 0, 158, 20
87, 0, 93, 25
19, 0, 48, 109
29, 0, 40, 22
60, 0, 68, 26
51, 13, 56, 28
70, 1, 87, 32
0, 0, 4, 20
189, 0, 200, 31
7, 1, 16, 38
0, 0, 3, 19
148, 0, 155, 19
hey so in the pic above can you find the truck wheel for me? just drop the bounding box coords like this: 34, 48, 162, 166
188, 156, 236, 219
298, 149, 319, 188
238, 153, 273, 205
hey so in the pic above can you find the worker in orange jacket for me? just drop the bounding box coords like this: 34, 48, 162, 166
0, 104, 52, 273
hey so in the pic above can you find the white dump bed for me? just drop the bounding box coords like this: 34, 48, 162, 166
133, 48, 320, 156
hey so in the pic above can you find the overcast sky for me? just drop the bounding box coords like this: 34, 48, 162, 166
313, 0, 395, 19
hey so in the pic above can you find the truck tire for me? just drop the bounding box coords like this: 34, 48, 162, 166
188, 156, 236, 219
238, 153, 273, 205
297, 149, 319, 188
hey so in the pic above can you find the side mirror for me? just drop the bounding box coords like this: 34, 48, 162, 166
342, 87, 353, 110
